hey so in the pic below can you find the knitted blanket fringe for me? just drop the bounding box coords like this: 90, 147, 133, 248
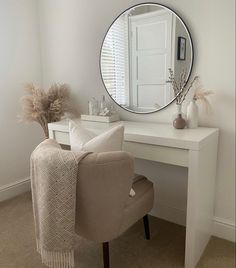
36, 240, 74, 268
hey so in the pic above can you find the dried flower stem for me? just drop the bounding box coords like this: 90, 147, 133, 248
168, 68, 199, 105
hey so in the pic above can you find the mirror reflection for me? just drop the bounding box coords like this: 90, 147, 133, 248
100, 3, 193, 113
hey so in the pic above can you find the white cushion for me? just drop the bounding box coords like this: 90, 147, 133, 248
69, 120, 124, 153
69, 120, 135, 197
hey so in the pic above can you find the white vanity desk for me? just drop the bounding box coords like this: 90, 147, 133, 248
48, 119, 219, 268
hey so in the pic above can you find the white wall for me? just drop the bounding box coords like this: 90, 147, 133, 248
38, 0, 234, 241
0, 0, 43, 198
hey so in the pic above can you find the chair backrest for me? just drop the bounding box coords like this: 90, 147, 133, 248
75, 151, 134, 242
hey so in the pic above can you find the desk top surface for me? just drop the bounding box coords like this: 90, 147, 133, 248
48, 119, 219, 150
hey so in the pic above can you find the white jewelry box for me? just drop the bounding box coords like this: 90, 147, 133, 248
81, 114, 120, 123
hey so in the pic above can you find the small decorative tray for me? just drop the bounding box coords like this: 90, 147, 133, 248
81, 114, 120, 123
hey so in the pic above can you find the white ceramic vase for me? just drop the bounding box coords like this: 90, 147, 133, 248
187, 100, 198, 128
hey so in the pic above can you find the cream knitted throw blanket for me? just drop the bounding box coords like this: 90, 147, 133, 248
30, 139, 89, 268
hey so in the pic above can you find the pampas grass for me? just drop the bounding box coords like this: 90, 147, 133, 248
193, 88, 214, 112
19, 83, 76, 138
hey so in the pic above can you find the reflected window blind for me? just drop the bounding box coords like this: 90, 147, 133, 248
101, 15, 129, 106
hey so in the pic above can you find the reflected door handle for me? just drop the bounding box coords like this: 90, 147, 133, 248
166, 80, 172, 83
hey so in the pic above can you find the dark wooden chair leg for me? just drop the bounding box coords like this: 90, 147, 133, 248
102, 242, 110, 268
143, 214, 150, 240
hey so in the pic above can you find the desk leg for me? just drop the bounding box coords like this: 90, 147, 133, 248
185, 135, 218, 268
49, 129, 54, 139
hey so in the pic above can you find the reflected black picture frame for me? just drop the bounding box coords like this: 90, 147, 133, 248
177, 36, 186, 60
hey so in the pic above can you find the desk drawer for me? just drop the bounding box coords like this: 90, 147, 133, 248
50, 130, 70, 145
124, 141, 188, 167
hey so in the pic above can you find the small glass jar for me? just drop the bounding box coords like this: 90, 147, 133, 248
88, 98, 99, 115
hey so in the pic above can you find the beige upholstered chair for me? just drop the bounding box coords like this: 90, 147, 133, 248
75, 151, 154, 268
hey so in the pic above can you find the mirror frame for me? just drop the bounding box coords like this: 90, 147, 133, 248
99, 2, 194, 114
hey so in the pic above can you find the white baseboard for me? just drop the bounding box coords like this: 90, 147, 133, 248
0, 177, 31, 202
150, 203, 186, 227
151, 204, 235, 243
213, 217, 236, 243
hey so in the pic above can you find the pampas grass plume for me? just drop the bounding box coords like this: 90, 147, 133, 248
19, 83, 76, 138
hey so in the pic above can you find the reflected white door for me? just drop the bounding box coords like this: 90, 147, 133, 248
130, 10, 174, 110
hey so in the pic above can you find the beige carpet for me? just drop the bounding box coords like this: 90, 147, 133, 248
0, 193, 235, 268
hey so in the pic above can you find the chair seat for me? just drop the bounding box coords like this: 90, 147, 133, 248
132, 173, 145, 183
119, 174, 154, 234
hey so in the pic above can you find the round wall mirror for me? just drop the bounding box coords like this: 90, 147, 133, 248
100, 3, 194, 113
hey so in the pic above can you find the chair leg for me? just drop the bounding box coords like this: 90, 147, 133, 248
143, 214, 150, 240
102, 242, 110, 268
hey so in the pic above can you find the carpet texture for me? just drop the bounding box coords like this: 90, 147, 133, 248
0, 192, 235, 268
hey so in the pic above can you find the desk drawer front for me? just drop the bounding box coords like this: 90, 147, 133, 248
49, 130, 70, 145
124, 141, 188, 167
49, 130, 189, 167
